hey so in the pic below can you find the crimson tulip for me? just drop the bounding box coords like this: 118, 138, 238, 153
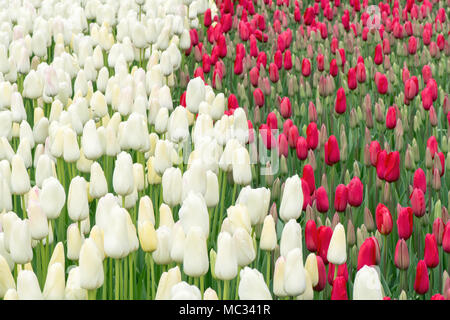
397, 207, 413, 240
410, 188, 426, 218
394, 239, 410, 270
324, 135, 340, 166
414, 260, 429, 295
424, 234, 439, 269
331, 276, 348, 300
305, 220, 318, 252
375, 203, 393, 235
315, 186, 329, 213
317, 226, 333, 264
347, 176, 363, 207
413, 168, 427, 194
334, 184, 348, 212
357, 237, 380, 270
334, 87, 347, 114
296, 136, 308, 160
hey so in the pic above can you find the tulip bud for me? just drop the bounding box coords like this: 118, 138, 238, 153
183, 227, 209, 277
414, 260, 429, 295
238, 267, 272, 300
260, 215, 277, 251
0, 255, 15, 298
68, 176, 89, 222
284, 248, 306, 297
11, 155, 30, 195
280, 175, 303, 222
215, 232, 238, 281
155, 266, 182, 300
40, 177, 65, 220
394, 239, 410, 270
43, 262, 65, 300
353, 265, 383, 300
17, 270, 43, 300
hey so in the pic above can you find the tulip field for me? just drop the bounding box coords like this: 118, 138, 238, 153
0, 0, 449, 301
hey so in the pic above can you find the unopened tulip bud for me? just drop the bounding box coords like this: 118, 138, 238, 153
0, 255, 15, 298
238, 267, 272, 300
304, 253, 319, 287
260, 215, 277, 251
113, 152, 134, 197
284, 248, 306, 297
183, 227, 209, 277
68, 176, 89, 222
215, 232, 238, 281
40, 177, 65, 220
11, 155, 30, 195
364, 208, 375, 231
394, 239, 410, 270
67, 223, 83, 261
65, 267, 87, 300
17, 270, 43, 300
43, 262, 65, 300
280, 175, 303, 222
353, 265, 383, 300
79, 238, 104, 291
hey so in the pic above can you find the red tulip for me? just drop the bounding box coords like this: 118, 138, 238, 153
249, 35, 258, 57
356, 62, 366, 83
410, 188, 426, 218
269, 63, 279, 83
228, 94, 239, 111
296, 136, 308, 160
249, 67, 259, 87
369, 141, 381, 167
422, 65, 432, 84
328, 263, 348, 285
443, 223, 450, 253
306, 122, 319, 150
431, 294, 446, 300
324, 135, 340, 166
315, 186, 329, 213
202, 54, 211, 73
302, 164, 315, 195
330, 59, 338, 77
259, 124, 275, 150
347, 176, 363, 207
334, 87, 347, 114
386, 106, 397, 129
256, 52, 267, 70
427, 136, 438, 158
374, 44, 383, 65
421, 87, 433, 111
305, 219, 319, 252
317, 53, 324, 71
414, 260, 429, 295
204, 8, 212, 27
266, 112, 278, 131
317, 226, 333, 264
331, 277, 348, 300
404, 77, 418, 100
253, 88, 265, 107
302, 58, 311, 77
408, 36, 418, 55
280, 97, 292, 119
424, 234, 439, 269
384, 151, 400, 182
301, 178, 311, 211
357, 237, 380, 270
334, 184, 348, 212
376, 150, 387, 179
375, 203, 393, 235
413, 168, 427, 194
376, 73, 388, 95
277, 133, 288, 158
282, 119, 293, 137
234, 56, 243, 75
287, 125, 299, 149
397, 207, 413, 240
313, 255, 327, 292
394, 239, 410, 270
274, 50, 282, 69
284, 49, 292, 70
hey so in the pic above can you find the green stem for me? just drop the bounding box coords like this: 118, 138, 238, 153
115, 259, 120, 300
88, 289, 97, 300
223, 280, 230, 300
